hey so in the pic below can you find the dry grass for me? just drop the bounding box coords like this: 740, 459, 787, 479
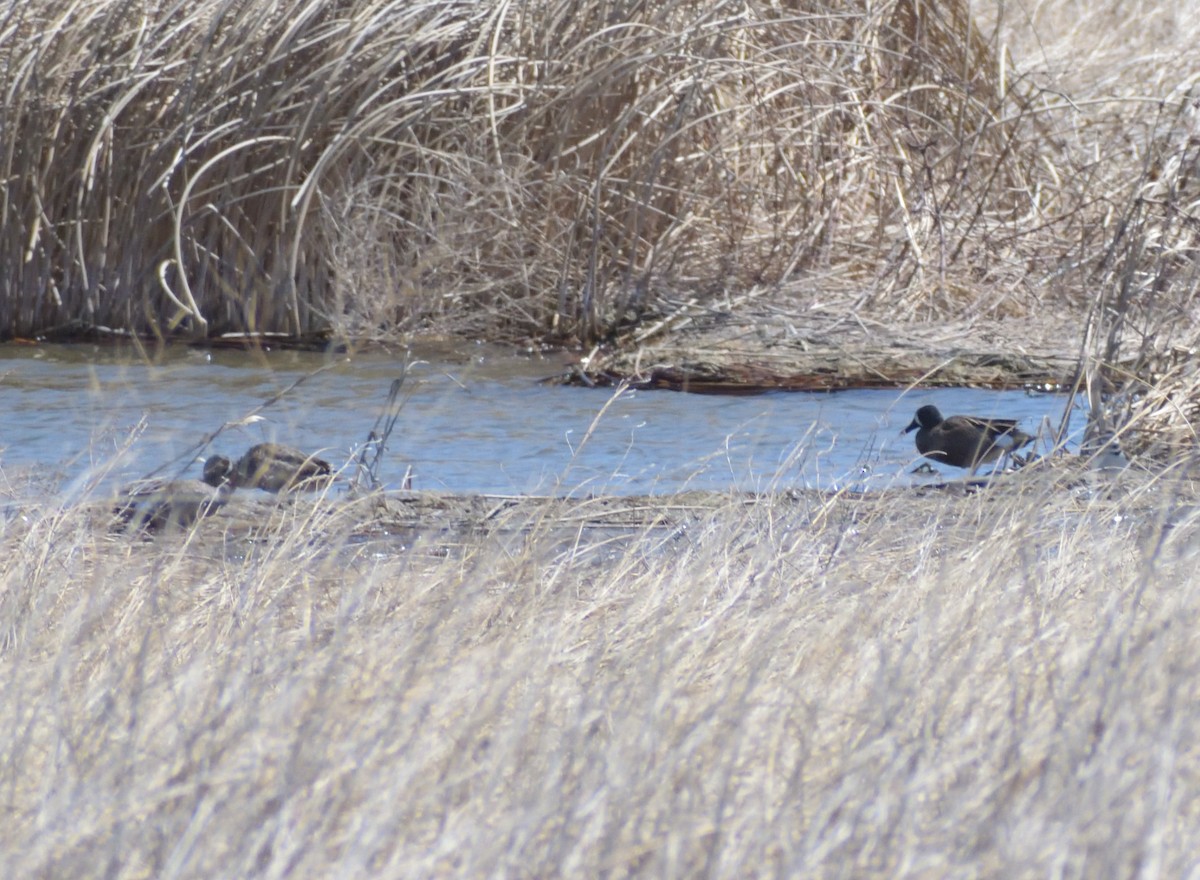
3, 462, 1200, 877
3, 0, 1196, 346
980, 2, 1200, 457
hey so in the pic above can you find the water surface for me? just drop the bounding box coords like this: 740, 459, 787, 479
0, 343, 1082, 496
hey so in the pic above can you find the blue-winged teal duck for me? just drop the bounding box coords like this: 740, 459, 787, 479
903, 405, 1033, 471
114, 479, 233, 531
204, 443, 332, 492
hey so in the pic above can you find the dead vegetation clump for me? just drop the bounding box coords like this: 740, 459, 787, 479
0, 0, 1102, 344
972, 4, 1200, 460
1053, 87, 1200, 462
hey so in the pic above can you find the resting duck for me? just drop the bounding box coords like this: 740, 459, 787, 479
203, 443, 332, 492
114, 479, 233, 531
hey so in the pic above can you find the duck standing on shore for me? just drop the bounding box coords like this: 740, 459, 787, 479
903, 405, 1034, 472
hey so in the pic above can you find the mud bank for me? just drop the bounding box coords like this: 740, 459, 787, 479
561, 308, 1095, 392
100, 457, 1189, 563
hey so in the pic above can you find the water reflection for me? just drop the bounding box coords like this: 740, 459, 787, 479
0, 344, 1084, 496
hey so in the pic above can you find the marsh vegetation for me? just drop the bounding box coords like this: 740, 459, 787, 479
4, 462, 1200, 876
1, 0, 1195, 345
4, 0, 1200, 875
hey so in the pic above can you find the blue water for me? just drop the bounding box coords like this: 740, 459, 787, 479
0, 344, 1083, 496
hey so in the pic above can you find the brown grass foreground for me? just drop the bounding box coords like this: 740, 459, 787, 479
3, 463, 1200, 876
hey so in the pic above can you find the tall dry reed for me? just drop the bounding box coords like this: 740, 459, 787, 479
0, 0, 1095, 343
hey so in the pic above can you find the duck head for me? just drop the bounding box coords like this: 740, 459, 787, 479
903, 405, 944, 435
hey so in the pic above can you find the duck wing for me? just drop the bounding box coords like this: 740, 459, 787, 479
955, 415, 1023, 435
957, 415, 1033, 449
